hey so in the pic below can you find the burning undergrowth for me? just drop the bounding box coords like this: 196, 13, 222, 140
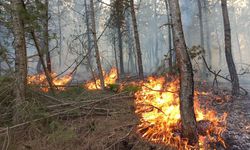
27, 72, 72, 92
134, 76, 227, 149
85, 68, 118, 90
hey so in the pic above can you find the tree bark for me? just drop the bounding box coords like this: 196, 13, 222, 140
44, 0, 51, 73
204, 0, 212, 68
117, 20, 125, 77
164, 0, 174, 72
31, 30, 56, 95
11, 0, 27, 123
169, 0, 198, 145
130, 0, 143, 79
90, 0, 105, 89
84, 0, 96, 86
221, 0, 240, 96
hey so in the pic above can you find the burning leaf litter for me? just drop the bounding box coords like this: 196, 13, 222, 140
135, 76, 227, 149
85, 68, 118, 90
27, 72, 72, 92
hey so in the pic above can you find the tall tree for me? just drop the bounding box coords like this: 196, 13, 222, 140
111, 0, 125, 77
130, 0, 143, 79
164, 0, 174, 72
90, 0, 105, 89
221, 0, 240, 96
43, 0, 51, 73
169, 0, 198, 145
11, 0, 27, 123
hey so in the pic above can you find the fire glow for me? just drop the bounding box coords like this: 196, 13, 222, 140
85, 68, 118, 90
27, 72, 72, 92
135, 76, 227, 149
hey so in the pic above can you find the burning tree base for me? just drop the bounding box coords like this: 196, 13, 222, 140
135, 76, 227, 149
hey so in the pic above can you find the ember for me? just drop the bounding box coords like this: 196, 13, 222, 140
27, 73, 72, 92
135, 76, 227, 149
85, 68, 118, 90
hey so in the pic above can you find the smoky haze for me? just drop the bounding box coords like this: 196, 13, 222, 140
23, 0, 250, 84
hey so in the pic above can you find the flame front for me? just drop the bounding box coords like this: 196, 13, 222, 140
85, 68, 118, 90
135, 76, 227, 149
27, 73, 72, 92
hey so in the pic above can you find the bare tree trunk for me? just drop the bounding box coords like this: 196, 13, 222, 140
57, 0, 62, 69
164, 0, 174, 72
90, 0, 105, 89
130, 0, 143, 79
204, 0, 212, 68
197, 0, 207, 78
44, 0, 51, 73
113, 36, 120, 80
117, 21, 125, 77
11, 0, 27, 123
84, 0, 96, 85
215, 28, 223, 67
169, 0, 198, 145
232, 8, 242, 64
197, 0, 204, 48
125, 8, 135, 73
221, 0, 240, 96
154, 0, 159, 66
31, 31, 56, 95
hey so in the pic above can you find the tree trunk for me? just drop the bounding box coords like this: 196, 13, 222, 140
57, 0, 62, 70
169, 0, 198, 145
164, 0, 174, 72
31, 30, 56, 95
130, 0, 143, 79
11, 0, 27, 123
204, 0, 212, 68
84, 0, 96, 85
90, 0, 105, 89
125, 8, 135, 73
197, 0, 204, 48
221, 0, 240, 96
44, 0, 51, 73
117, 21, 125, 77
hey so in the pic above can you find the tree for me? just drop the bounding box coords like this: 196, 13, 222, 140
221, 0, 240, 96
169, 0, 198, 145
130, 0, 144, 79
90, 0, 105, 89
110, 0, 125, 78
11, 0, 27, 123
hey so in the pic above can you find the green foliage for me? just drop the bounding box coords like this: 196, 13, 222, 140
59, 86, 85, 98
108, 84, 120, 92
47, 121, 76, 143
122, 85, 141, 93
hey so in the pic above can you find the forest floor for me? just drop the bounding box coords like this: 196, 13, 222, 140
0, 79, 249, 150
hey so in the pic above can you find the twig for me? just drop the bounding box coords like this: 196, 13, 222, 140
29, 89, 65, 104
0, 92, 129, 134
143, 85, 178, 93
202, 56, 248, 95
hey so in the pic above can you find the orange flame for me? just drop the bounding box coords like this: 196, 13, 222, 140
135, 76, 227, 149
27, 72, 72, 92
85, 68, 118, 90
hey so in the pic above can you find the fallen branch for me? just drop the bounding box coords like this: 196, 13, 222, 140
0, 92, 129, 134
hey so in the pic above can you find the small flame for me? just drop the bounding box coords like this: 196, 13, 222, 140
135, 76, 227, 149
27, 72, 72, 92
85, 68, 118, 90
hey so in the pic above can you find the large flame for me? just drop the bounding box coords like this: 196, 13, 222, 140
85, 68, 118, 90
27, 72, 72, 92
135, 76, 227, 149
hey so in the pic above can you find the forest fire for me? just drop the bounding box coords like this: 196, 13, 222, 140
135, 76, 227, 149
85, 68, 118, 90
27, 73, 72, 92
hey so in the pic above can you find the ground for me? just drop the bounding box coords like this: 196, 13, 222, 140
0, 81, 250, 150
